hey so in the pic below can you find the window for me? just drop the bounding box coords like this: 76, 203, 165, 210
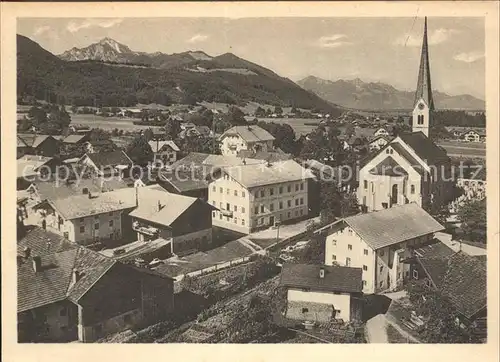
242, 219, 245, 226
295, 199, 299, 206
220, 202, 224, 208
287, 212, 291, 218
254, 206, 259, 214
227, 188, 230, 195
370, 182, 374, 192
410, 185, 415, 194
300, 209, 303, 216
212, 211, 216, 217
234, 190, 238, 196
219, 187, 223, 193
233, 205, 237, 212
295, 184, 299, 191
287, 200, 292, 208
259, 218, 264, 225
300, 183, 304, 191
362, 280, 367, 287
425, 279, 432, 287
109, 220, 114, 227
363, 180, 368, 189
242, 207, 245, 213
80, 226, 85, 233
413, 269, 419, 279
270, 188, 274, 196
260, 205, 265, 213
219, 213, 223, 220
364, 249, 369, 255
380, 265, 383, 273
242, 191, 245, 198
363, 265, 368, 271
386, 149, 390, 154
212, 186, 216, 192
94, 223, 99, 230
279, 186, 283, 194
226, 217, 230, 222
287, 185, 291, 192
260, 190, 265, 198
279, 201, 283, 209
348, 244, 352, 250
226, 203, 230, 211
332, 240, 337, 246
60, 307, 67, 316
270, 203, 274, 211
332, 254, 337, 261
300, 198, 304, 205
335, 309, 341, 315
234, 218, 237, 224
346, 257, 351, 266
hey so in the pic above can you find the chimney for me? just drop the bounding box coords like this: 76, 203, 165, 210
32, 256, 42, 272
23, 247, 31, 259
72, 268, 82, 284
319, 267, 325, 279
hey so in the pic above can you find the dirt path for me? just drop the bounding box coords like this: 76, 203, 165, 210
365, 314, 388, 343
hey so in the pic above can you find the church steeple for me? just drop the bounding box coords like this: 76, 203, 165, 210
412, 17, 434, 137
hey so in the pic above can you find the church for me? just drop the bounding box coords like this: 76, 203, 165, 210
357, 18, 452, 214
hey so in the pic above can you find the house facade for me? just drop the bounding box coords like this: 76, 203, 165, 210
209, 160, 313, 234
148, 140, 180, 167
78, 151, 133, 178
368, 136, 390, 151
280, 264, 363, 323
319, 203, 444, 294
17, 243, 174, 343
17, 134, 61, 158
219, 125, 275, 156
462, 130, 486, 143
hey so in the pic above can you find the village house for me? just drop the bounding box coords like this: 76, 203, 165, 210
84, 139, 117, 154
148, 140, 180, 167
17, 155, 61, 190
78, 150, 133, 178
318, 203, 444, 294
457, 176, 486, 201
219, 125, 275, 156
17, 134, 61, 158
17, 228, 174, 343
374, 128, 390, 138
279, 264, 363, 323
209, 159, 314, 234
368, 135, 391, 151
407, 241, 487, 327
462, 129, 486, 143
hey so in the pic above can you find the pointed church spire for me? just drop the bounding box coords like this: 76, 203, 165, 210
414, 17, 434, 110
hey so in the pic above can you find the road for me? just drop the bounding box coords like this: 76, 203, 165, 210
435, 232, 487, 256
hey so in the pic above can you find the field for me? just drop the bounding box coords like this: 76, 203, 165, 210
437, 140, 486, 159
70, 114, 162, 131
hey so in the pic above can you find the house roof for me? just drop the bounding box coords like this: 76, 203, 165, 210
413, 240, 455, 259
158, 171, 209, 193
171, 152, 264, 171
320, 203, 444, 250
48, 190, 136, 220
220, 125, 275, 142
32, 177, 130, 201
128, 187, 199, 227
63, 135, 87, 144
148, 140, 180, 153
369, 156, 408, 177
389, 142, 425, 175
17, 134, 55, 148
17, 246, 115, 312
18, 226, 77, 257
303, 159, 346, 184
417, 251, 487, 319
223, 159, 314, 189
85, 150, 133, 169
17, 155, 54, 178
280, 264, 363, 294
397, 132, 449, 166
236, 149, 292, 162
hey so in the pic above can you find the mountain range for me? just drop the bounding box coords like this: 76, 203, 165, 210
17, 35, 340, 114
298, 76, 485, 111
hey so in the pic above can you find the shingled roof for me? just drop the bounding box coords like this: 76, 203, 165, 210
319, 203, 444, 250
397, 132, 449, 166
280, 264, 363, 294
18, 227, 77, 257
85, 150, 133, 168
416, 251, 487, 319
219, 125, 275, 142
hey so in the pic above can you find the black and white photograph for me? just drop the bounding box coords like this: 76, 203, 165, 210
3, 1, 498, 352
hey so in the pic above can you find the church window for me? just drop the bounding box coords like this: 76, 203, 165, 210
411, 185, 415, 194
370, 182, 374, 192
363, 180, 367, 189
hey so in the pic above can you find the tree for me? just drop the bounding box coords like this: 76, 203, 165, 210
257, 121, 298, 155
126, 135, 154, 166
225, 106, 247, 126
274, 105, 283, 116
344, 123, 355, 139
71, 105, 78, 114
255, 106, 266, 117
164, 118, 181, 140
456, 199, 487, 243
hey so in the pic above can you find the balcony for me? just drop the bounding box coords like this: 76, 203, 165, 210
220, 208, 233, 217
132, 221, 159, 237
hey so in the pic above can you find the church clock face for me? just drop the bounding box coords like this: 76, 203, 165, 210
418, 102, 425, 110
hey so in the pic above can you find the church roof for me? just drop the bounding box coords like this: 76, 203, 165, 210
369, 156, 408, 177
414, 17, 435, 110
398, 132, 449, 166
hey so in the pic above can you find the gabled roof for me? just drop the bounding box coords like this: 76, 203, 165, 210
223, 160, 314, 189
416, 251, 487, 319
32, 178, 130, 201
389, 142, 425, 175
280, 264, 363, 294
319, 203, 444, 250
17, 155, 54, 178
18, 227, 77, 256
397, 132, 449, 166
17, 134, 56, 148
63, 135, 87, 144
158, 171, 209, 193
85, 150, 133, 168
148, 140, 180, 153
220, 125, 275, 143
369, 156, 408, 177
237, 149, 292, 162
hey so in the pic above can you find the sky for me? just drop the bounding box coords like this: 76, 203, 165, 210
17, 17, 485, 99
